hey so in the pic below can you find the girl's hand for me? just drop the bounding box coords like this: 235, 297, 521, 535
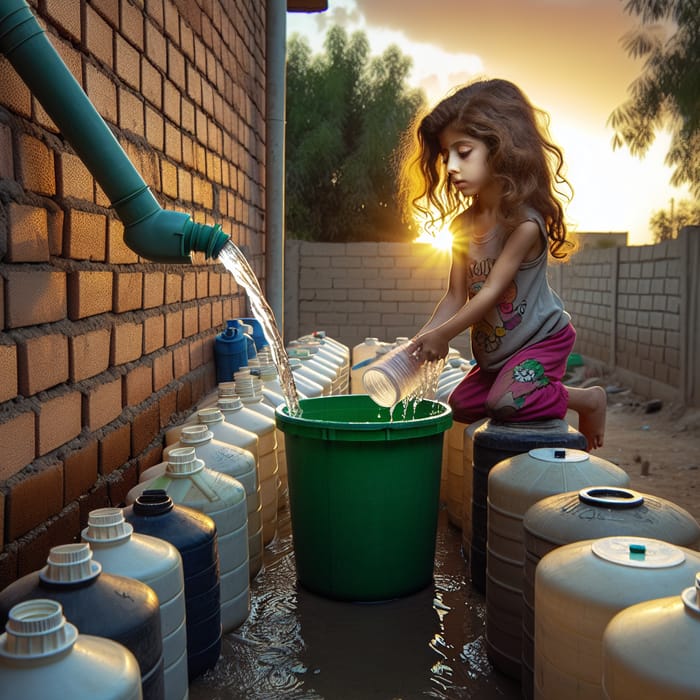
410, 330, 449, 364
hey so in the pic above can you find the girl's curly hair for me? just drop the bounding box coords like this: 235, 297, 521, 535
397, 78, 576, 259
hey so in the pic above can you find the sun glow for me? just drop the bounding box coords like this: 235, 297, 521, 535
414, 223, 453, 251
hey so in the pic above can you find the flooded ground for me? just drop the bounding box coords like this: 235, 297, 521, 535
189, 503, 520, 700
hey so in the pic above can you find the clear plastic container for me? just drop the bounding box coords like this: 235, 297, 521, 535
362, 341, 444, 407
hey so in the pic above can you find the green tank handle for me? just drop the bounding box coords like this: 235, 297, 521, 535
0, 0, 230, 263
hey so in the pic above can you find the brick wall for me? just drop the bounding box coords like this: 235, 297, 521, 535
286, 231, 700, 407
0, 0, 266, 587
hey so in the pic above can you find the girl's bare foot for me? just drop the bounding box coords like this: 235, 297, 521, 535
575, 385, 607, 450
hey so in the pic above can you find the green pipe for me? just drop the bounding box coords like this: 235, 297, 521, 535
0, 0, 229, 263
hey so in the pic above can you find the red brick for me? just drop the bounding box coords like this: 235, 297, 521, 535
68, 270, 112, 320
64, 210, 107, 261
84, 376, 122, 431
107, 461, 139, 507
159, 387, 178, 428
37, 391, 82, 456
124, 364, 153, 407
112, 321, 143, 365
119, 86, 144, 135
0, 546, 19, 591
57, 152, 94, 201
176, 380, 192, 412
6, 203, 49, 262
153, 351, 173, 391
113, 271, 144, 312
142, 58, 162, 110
173, 344, 190, 379
183, 305, 198, 337
17, 333, 69, 396
0, 491, 4, 553
178, 167, 192, 201
189, 337, 205, 369
47, 207, 64, 257
145, 104, 165, 150
17, 134, 55, 196
45, 0, 82, 41
99, 422, 131, 476
198, 301, 212, 332
69, 328, 111, 382
165, 273, 182, 303
115, 37, 141, 90
0, 56, 31, 117
0, 123, 13, 181
6, 461, 64, 540
85, 63, 117, 124
145, 19, 167, 71
131, 402, 160, 456
143, 314, 165, 354
63, 440, 99, 504
85, 4, 114, 68
182, 271, 196, 300
143, 271, 165, 308
165, 309, 183, 346
121, 1, 144, 46
91, 0, 119, 27
0, 412, 35, 480
107, 218, 138, 264
161, 159, 178, 198
0, 343, 18, 403
4, 270, 66, 329
211, 298, 223, 329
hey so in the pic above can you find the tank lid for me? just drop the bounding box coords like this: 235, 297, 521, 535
578, 486, 644, 509
592, 536, 686, 569
180, 424, 213, 444
82, 508, 133, 543
39, 543, 101, 584
132, 489, 174, 515
197, 408, 225, 425
529, 447, 589, 463
0, 599, 78, 659
166, 446, 205, 475
681, 573, 700, 615
217, 396, 243, 411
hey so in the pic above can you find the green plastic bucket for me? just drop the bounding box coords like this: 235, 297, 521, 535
275, 395, 453, 601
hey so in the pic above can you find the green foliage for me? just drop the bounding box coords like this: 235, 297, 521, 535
608, 0, 700, 198
285, 27, 425, 241
649, 199, 700, 242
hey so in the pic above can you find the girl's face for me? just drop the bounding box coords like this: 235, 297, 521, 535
438, 124, 491, 198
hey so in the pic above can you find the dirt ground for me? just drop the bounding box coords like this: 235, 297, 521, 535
570, 379, 700, 523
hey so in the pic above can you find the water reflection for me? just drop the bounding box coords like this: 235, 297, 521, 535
189, 507, 520, 700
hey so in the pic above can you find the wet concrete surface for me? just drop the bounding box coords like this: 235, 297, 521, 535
189, 504, 521, 700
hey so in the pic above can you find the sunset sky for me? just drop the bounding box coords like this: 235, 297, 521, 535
287, 0, 692, 245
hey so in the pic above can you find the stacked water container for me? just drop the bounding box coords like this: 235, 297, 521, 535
294, 334, 350, 394
0, 543, 164, 700
0, 599, 142, 700
351, 337, 385, 394
301, 331, 350, 392
126, 447, 250, 633
287, 346, 338, 394
161, 422, 262, 581
122, 490, 222, 682
81, 508, 188, 700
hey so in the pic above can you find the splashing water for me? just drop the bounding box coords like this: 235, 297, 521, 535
219, 241, 301, 416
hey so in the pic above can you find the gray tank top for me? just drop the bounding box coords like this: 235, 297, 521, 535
463, 208, 570, 371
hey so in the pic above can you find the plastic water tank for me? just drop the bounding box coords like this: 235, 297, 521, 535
289, 356, 331, 396
82, 508, 187, 700
0, 599, 142, 700
534, 536, 700, 700
485, 449, 631, 681
126, 447, 250, 633
236, 317, 268, 351
602, 574, 700, 700
230, 381, 280, 545
123, 490, 222, 682
162, 423, 262, 579
287, 347, 338, 394
470, 418, 587, 592
0, 543, 163, 700
291, 338, 347, 394
521, 485, 700, 700
214, 321, 248, 383
351, 337, 384, 394
461, 418, 488, 563
299, 331, 350, 393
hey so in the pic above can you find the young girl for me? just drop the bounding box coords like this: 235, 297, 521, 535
399, 78, 606, 450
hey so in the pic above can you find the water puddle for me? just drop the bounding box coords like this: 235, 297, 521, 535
189, 507, 520, 700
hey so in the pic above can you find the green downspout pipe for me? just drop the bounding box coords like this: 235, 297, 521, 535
0, 0, 229, 263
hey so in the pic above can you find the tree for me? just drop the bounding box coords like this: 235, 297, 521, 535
650, 198, 700, 242
285, 27, 424, 242
608, 0, 700, 199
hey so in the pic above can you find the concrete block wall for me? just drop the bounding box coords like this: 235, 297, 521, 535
0, 0, 266, 588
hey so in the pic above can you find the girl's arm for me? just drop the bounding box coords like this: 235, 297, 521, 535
413, 220, 542, 361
